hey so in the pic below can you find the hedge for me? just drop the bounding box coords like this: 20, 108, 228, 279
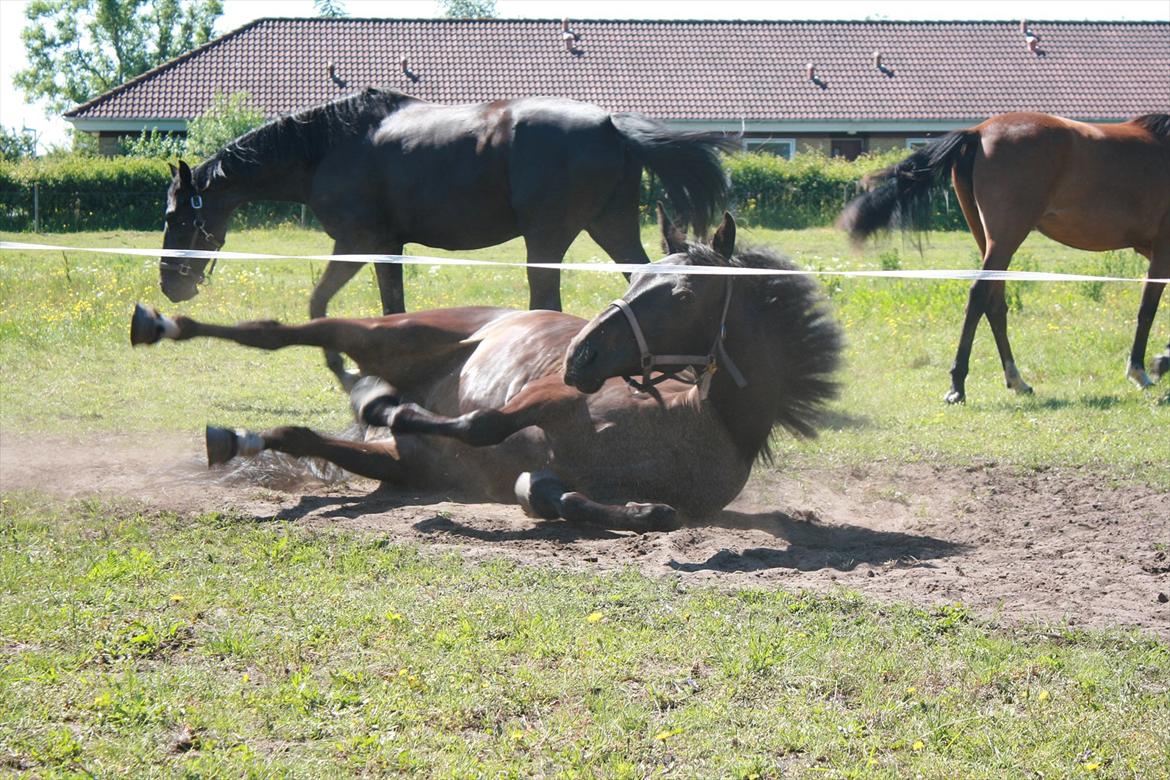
1, 150, 969, 233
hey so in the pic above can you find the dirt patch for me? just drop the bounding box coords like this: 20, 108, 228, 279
2, 431, 1167, 638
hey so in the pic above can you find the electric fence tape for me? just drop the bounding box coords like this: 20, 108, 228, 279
2, 241, 1167, 284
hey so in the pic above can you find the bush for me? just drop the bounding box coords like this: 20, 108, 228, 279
2, 148, 971, 233
0, 156, 302, 232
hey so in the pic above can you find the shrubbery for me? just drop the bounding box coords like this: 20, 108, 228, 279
2, 149, 970, 233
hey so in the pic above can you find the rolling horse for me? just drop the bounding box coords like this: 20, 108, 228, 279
160, 88, 736, 388
133, 210, 842, 531
839, 112, 1170, 403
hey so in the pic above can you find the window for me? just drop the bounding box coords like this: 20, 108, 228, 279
830, 138, 866, 160
744, 137, 796, 160
905, 138, 932, 150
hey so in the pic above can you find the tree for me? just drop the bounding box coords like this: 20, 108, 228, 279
15, 0, 223, 113
314, 0, 347, 17
438, 0, 497, 18
183, 91, 266, 159
0, 127, 38, 161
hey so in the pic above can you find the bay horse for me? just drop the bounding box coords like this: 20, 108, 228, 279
133, 210, 842, 531
839, 112, 1170, 404
160, 88, 735, 388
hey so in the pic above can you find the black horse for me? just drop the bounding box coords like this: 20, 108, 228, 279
160, 88, 736, 387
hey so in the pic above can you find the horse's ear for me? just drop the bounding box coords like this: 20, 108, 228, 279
168, 162, 178, 179
711, 212, 736, 258
657, 202, 687, 255
177, 160, 193, 188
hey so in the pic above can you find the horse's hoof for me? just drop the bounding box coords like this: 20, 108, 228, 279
1126, 364, 1154, 389
625, 502, 681, 532
350, 376, 397, 426
515, 472, 560, 520
1011, 382, 1034, 396
205, 425, 239, 467
130, 303, 164, 346
944, 390, 966, 405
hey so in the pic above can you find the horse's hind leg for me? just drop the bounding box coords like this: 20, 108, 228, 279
206, 424, 412, 482
515, 471, 680, 533
1127, 243, 1168, 387
310, 260, 366, 390
586, 162, 652, 274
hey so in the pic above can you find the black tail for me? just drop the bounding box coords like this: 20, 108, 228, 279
610, 113, 739, 237
838, 130, 978, 243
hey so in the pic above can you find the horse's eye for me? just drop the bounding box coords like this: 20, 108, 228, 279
673, 287, 696, 304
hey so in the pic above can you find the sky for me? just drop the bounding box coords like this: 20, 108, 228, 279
2, 0, 1167, 151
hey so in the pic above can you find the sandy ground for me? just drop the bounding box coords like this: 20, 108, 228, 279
1, 430, 1167, 639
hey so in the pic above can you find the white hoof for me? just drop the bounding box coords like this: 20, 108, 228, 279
1004, 362, 1033, 395
1127, 363, 1155, 389
944, 389, 965, 405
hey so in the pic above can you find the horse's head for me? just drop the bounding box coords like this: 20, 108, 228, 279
160, 160, 228, 302
565, 205, 739, 394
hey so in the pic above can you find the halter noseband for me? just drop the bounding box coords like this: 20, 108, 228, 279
160, 194, 222, 283
608, 278, 747, 400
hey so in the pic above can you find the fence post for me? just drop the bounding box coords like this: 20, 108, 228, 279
300, 204, 306, 227
33, 182, 40, 233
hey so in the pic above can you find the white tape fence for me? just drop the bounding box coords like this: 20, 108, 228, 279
2, 241, 1167, 284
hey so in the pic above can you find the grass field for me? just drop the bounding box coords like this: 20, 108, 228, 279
2, 225, 1168, 776
2, 495, 1167, 777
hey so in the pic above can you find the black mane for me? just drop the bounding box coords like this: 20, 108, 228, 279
198, 88, 412, 185
1132, 113, 1170, 141
683, 242, 843, 458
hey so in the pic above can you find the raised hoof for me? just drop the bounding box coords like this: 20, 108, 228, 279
205, 425, 239, 467
1126, 363, 1155, 390
515, 472, 560, 520
944, 389, 966, 405
130, 303, 165, 346
349, 376, 397, 426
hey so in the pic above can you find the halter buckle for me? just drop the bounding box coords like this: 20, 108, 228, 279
190, 194, 203, 209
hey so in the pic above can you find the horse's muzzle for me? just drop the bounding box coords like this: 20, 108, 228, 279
563, 341, 604, 393
160, 272, 199, 303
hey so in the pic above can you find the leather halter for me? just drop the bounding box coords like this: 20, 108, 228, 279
608, 278, 747, 400
160, 194, 222, 283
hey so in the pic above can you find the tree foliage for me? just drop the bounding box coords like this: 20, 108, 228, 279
313, 0, 347, 17
438, 0, 497, 18
15, 0, 223, 113
0, 127, 39, 162
184, 92, 266, 160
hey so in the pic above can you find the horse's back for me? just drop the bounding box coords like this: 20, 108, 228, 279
972, 112, 1169, 248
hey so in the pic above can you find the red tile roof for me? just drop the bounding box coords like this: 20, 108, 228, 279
65, 18, 1170, 124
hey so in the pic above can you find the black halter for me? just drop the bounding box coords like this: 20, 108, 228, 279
609, 278, 747, 400
160, 194, 222, 283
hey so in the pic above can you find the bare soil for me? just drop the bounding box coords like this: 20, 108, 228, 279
2, 431, 1167, 638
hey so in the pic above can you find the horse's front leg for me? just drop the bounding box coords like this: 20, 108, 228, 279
1127, 244, 1168, 388
515, 470, 680, 533
205, 424, 410, 482
311, 259, 367, 390
351, 375, 581, 446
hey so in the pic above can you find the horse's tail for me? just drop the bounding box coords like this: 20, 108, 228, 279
610, 113, 739, 237
837, 130, 979, 243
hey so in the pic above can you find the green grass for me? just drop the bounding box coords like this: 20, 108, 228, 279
1, 225, 1166, 485
1, 494, 1167, 777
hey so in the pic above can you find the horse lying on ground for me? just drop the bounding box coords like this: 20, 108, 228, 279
839, 111, 1170, 403
132, 211, 842, 531
158, 88, 736, 389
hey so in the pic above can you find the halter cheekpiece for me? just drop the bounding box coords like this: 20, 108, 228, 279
160, 194, 222, 283
608, 278, 747, 400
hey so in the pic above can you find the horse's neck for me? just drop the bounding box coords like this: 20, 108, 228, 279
201, 152, 313, 206
705, 342, 777, 462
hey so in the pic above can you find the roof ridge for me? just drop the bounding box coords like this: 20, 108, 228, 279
246, 17, 1169, 25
